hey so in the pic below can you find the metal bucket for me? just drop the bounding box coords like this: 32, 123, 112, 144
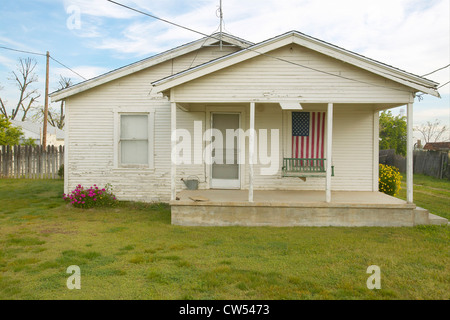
181, 176, 199, 190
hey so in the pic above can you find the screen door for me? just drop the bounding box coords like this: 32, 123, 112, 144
210, 113, 240, 189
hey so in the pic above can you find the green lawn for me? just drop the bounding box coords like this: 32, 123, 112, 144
0, 178, 448, 300
396, 174, 450, 220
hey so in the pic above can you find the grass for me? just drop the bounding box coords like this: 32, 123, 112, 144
396, 174, 450, 220
0, 178, 448, 300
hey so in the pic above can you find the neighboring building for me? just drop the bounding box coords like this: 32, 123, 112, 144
9, 120, 65, 147
423, 142, 450, 152
50, 31, 442, 226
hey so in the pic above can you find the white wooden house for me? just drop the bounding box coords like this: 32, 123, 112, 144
50, 31, 441, 226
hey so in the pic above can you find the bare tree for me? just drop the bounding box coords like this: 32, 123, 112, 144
414, 119, 449, 143
31, 75, 72, 129
0, 58, 41, 121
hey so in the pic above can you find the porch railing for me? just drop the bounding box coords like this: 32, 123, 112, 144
282, 158, 334, 177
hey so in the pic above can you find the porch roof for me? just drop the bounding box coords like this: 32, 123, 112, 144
152, 30, 440, 98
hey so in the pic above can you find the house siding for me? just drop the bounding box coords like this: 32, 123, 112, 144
64, 42, 391, 201
171, 44, 413, 104
64, 46, 242, 201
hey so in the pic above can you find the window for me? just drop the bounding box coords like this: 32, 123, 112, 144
114, 108, 154, 169
119, 114, 155, 167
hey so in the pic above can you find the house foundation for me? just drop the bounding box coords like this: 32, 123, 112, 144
170, 190, 436, 227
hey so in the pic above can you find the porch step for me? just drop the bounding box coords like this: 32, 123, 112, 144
413, 207, 430, 225
410, 207, 448, 226
428, 213, 449, 226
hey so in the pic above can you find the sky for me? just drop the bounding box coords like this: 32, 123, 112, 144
0, 0, 449, 140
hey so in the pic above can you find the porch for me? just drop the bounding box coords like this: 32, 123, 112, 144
170, 190, 429, 227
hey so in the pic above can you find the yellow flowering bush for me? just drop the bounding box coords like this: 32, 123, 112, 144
379, 164, 402, 196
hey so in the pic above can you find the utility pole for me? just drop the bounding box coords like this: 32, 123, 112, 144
42, 51, 49, 147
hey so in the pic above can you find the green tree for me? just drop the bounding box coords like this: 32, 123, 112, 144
22, 137, 36, 146
0, 114, 24, 145
379, 111, 407, 156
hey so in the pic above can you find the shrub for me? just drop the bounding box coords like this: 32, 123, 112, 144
63, 183, 118, 209
379, 164, 402, 196
58, 164, 64, 179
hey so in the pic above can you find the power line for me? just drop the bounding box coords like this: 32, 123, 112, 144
416, 80, 449, 99
106, 0, 425, 95
49, 56, 87, 81
421, 64, 450, 77
107, 0, 221, 43
438, 80, 450, 89
0, 45, 87, 80
0, 45, 46, 57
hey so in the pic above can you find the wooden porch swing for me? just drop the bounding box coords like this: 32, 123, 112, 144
282, 158, 334, 178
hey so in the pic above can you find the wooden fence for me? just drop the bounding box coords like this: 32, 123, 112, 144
0, 145, 64, 179
380, 149, 450, 180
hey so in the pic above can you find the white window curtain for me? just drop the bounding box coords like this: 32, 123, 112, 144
120, 114, 148, 165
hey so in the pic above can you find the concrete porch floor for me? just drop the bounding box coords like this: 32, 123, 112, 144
174, 190, 408, 206
169, 190, 443, 227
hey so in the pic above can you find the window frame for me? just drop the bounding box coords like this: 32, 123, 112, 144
114, 107, 155, 169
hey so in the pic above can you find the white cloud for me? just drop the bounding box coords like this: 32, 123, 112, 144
62, 0, 450, 95
0, 55, 16, 69
415, 107, 450, 121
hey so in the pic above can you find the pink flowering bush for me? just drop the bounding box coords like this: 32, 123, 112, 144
63, 183, 118, 209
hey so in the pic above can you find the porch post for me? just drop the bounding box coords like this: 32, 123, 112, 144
171, 101, 177, 201
249, 102, 255, 202
326, 103, 333, 203
406, 102, 413, 203
373, 111, 379, 191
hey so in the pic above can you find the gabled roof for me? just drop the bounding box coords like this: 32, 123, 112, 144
10, 120, 65, 140
152, 31, 440, 97
50, 33, 253, 101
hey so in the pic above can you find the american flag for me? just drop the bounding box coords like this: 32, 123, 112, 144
292, 112, 325, 162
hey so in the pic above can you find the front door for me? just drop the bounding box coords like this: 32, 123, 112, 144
210, 113, 240, 189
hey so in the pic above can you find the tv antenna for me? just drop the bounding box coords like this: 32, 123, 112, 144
218, 0, 224, 50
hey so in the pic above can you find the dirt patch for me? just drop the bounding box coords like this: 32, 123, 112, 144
39, 228, 77, 235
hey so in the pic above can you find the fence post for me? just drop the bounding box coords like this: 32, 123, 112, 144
30, 145, 34, 179
51, 145, 56, 179
33, 145, 37, 179
6, 146, 13, 176
38, 145, 42, 179
17, 145, 21, 178
0, 146, 2, 178
25, 145, 30, 179
0, 145, 3, 178
0, 144, 64, 179
59, 145, 63, 178
45, 145, 49, 179
13, 145, 17, 178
